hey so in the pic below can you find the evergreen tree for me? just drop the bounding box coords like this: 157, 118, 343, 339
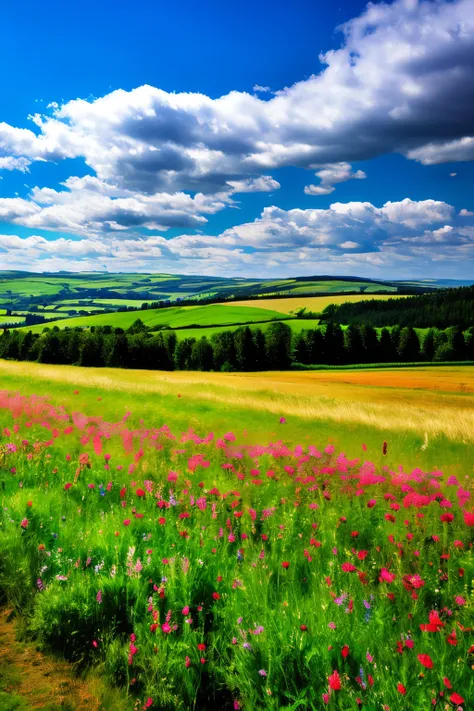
19, 331, 35, 361
174, 338, 196, 370
234, 327, 256, 371
420, 329, 436, 362
304, 329, 325, 364
465, 327, 474, 361
359, 325, 380, 363
390, 325, 402, 361
265, 322, 292, 369
447, 326, 466, 360
344, 324, 363, 364
398, 327, 420, 362
252, 329, 266, 371
379, 328, 396, 362
324, 323, 344, 364
105, 332, 129, 368
211, 331, 236, 371
293, 332, 309, 364
78, 332, 104, 367
191, 337, 214, 371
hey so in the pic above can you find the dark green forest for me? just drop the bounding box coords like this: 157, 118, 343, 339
322, 285, 474, 329
1, 320, 473, 371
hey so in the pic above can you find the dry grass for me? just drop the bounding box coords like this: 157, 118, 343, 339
1, 360, 473, 443
225, 294, 408, 314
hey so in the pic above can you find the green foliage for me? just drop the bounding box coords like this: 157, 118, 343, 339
322, 285, 474, 329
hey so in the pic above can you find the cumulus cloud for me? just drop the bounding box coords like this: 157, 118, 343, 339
0, 156, 32, 172
305, 162, 366, 196
226, 175, 281, 193
2, 197, 472, 277
0, 0, 473, 190
0, 177, 236, 235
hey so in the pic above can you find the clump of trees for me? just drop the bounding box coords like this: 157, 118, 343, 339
0, 319, 473, 372
321, 285, 474, 329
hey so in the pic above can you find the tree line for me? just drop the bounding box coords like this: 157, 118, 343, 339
0, 320, 473, 371
322, 285, 474, 329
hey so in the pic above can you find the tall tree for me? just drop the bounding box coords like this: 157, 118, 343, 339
398, 327, 420, 362
265, 322, 292, 369
234, 327, 256, 371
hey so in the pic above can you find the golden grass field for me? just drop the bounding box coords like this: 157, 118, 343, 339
226, 293, 408, 314
1, 360, 473, 444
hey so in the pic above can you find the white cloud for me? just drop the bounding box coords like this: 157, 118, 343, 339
0, 0, 472, 187
2, 197, 471, 278
304, 184, 336, 196
226, 175, 281, 193
305, 162, 366, 196
0, 156, 31, 172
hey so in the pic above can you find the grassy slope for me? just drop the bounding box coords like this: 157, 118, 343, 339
1, 360, 472, 476
20, 304, 290, 334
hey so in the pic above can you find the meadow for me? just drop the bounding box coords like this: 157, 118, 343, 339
0, 360, 473, 710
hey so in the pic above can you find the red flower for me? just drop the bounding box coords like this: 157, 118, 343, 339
328, 670, 341, 691
212, 592, 221, 600
300, 624, 307, 632
197, 643, 206, 651
135, 488, 146, 497
158, 517, 166, 525
450, 692, 464, 704
464, 510, 474, 526
447, 630, 457, 646
420, 610, 445, 632
281, 561, 290, 569
341, 645, 350, 658
443, 677, 452, 689
397, 683, 406, 695
341, 562, 356, 572
417, 654, 433, 668
440, 512, 454, 523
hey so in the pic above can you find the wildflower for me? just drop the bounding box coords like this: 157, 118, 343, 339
463, 510, 474, 526
96, 589, 102, 604
417, 654, 433, 669
341, 645, 350, 658
397, 683, 406, 695
450, 692, 464, 704
20, 518, 29, 529
379, 568, 396, 583
281, 561, 290, 569
328, 670, 341, 691
258, 669, 267, 676
212, 592, 221, 600
197, 643, 206, 651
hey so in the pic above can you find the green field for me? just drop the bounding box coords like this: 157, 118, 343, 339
19, 303, 290, 333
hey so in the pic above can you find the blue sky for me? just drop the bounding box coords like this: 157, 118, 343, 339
0, 0, 473, 278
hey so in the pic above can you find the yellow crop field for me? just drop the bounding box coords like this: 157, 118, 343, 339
225, 293, 408, 314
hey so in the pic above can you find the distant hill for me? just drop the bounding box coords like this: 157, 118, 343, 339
0, 271, 471, 329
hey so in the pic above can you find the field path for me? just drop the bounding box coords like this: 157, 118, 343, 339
0, 608, 101, 710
